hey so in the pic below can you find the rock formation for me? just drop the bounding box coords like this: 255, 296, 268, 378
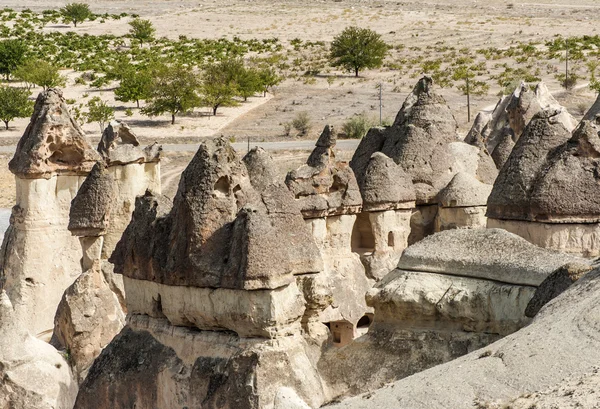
487, 95, 600, 257
0, 290, 77, 409
435, 172, 492, 231
53, 121, 161, 382
75, 139, 329, 409
356, 152, 415, 279
321, 228, 587, 403
0, 88, 100, 339
466, 82, 576, 168
351, 77, 497, 244
326, 266, 600, 409
287, 127, 374, 343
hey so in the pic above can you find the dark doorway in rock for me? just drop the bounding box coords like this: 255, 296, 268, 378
351, 213, 375, 253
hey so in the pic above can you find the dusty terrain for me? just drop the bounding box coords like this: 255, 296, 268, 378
1, 0, 599, 201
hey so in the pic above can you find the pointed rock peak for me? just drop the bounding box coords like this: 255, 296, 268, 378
570, 119, 600, 158
438, 172, 492, 208
307, 125, 337, 168
69, 161, 117, 237
9, 88, 100, 178
98, 120, 140, 156
315, 124, 336, 148
361, 152, 415, 210
242, 147, 279, 190
392, 76, 455, 128
414, 75, 434, 96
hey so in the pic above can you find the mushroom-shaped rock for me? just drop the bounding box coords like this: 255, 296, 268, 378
111, 138, 321, 291
438, 172, 492, 208
68, 162, 117, 237
360, 152, 415, 211
98, 120, 160, 165
487, 108, 574, 221
286, 127, 362, 217
380, 76, 459, 202
9, 88, 100, 178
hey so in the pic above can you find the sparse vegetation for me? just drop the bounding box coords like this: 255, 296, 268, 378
85, 96, 114, 133
291, 111, 311, 136
342, 114, 375, 139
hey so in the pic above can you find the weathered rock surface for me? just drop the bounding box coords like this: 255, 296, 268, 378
0, 290, 77, 409
68, 163, 116, 237
0, 89, 100, 338
471, 82, 576, 159
52, 267, 126, 383
525, 262, 593, 318
327, 268, 600, 409
398, 228, 585, 286
9, 88, 100, 179
350, 77, 496, 244
75, 316, 324, 409
359, 152, 415, 211
112, 139, 321, 291
486, 108, 574, 221
438, 172, 491, 208
319, 228, 583, 402
97, 120, 160, 165
435, 172, 492, 231
286, 125, 362, 217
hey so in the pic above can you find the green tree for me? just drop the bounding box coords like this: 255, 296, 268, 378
61, 3, 92, 27
142, 64, 202, 124
0, 39, 27, 81
129, 18, 155, 47
14, 59, 65, 90
256, 66, 282, 96
0, 86, 33, 130
452, 65, 489, 122
234, 65, 262, 101
86, 96, 114, 133
114, 67, 151, 108
329, 26, 389, 77
201, 60, 240, 116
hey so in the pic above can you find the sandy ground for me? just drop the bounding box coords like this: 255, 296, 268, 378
0, 0, 599, 208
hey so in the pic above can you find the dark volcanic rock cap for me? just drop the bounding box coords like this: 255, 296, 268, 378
9, 88, 100, 178
68, 162, 117, 237
111, 138, 322, 290
486, 108, 574, 221
360, 152, 415, 210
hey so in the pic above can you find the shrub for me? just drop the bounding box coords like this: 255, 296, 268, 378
291, 112, 311, 136
342, 114, 375, 139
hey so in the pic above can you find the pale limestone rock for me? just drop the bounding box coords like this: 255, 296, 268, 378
74, 316, 327, 409
0, 174, 86, 339
435, 206, 487, 232
123, 276, 305, 338
52, 268, 125, 383
0, 291, 77, 409
326, 269, 600, 409
319, 228, 584, 403
487, 218, 600, 257
308, 214, 374, 326
367, 269, 535, 335
408, 204, 438, 244
359, 209, 412, 280
274, 387, 312, 409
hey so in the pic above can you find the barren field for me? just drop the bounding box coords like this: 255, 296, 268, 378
1, 0, 599, 202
